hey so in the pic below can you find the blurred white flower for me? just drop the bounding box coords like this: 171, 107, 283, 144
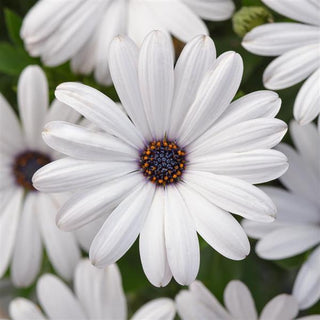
0, 65, 96, 288
176, 280, 320, 320
9, 259, 176, 320
34, 31, 288, 287
242, 0, 320, 125
243, 121, 320, 310
21, 0, 235, 85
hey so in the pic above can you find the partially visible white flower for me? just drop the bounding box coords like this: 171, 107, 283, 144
33, 31, 288, 287
0, 65, 94, 288
21, 0, 235, 85
8, 259, 176, 320
243, 121, 320, 310
176, 280, 320, 320
242, 0, 320, 125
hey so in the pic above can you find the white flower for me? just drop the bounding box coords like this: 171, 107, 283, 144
242, 0, 320, 125
21, 0, 235, 85
0, 65, 95, 288
34, 31, 288, 287
176, 280, 320, 320
8, 259, 176, 320
243, 121, 320, 310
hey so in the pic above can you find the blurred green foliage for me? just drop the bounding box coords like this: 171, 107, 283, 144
0, 0, 319, 317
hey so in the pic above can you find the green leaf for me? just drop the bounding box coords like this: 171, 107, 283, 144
4, 9, 23, 47
0, 42, 35, 75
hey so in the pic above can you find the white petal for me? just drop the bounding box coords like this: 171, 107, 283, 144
256, 225, 320, 259
164, 185, 199, 285
9, 298, 46, 320
37, 193, 81, 281
109, 35, 152, 140
189, 149, 288, 184
55, 82, 144, 149
138, 30, 174, 139
242, 219, 284, 239
11, 193, 43, 288
131, 298, 175, 320
261, 186, 320, 224
90, 182, 155, 267
75, 216, 105, 252
45, 99, 80, 124
93, 0, 126, 86
263, 44, 320, 90
0, 94, 24, 156
75, 260, 127, 320
18, 65, 48, 149
0, 188, 23, 278
190, 118, 287, 157
144, 0, 208, 42
37, 274, 86, 319
168, 35, 216, 139
277, 143, 319, 205
140, 188, 172, 287
57, 173, 143, 231
260, 294, 298, 320
243, 23, 320, 56
176, 281, 231, 320
184, 0, 235, 21
293, 246, 320, 310
178, 51, 243, 146
294, 68, 320, 125
42, 121, 137, 161
289, 120, 320, 177
224, 280, 257, 320
184, 171, 276, 222
179, 183, 250, 260
33, 157, 137, 193
262, 0, 320, 26
36, 3, 105, 67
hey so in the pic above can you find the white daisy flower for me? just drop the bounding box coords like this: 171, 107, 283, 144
242, 0, 320, 125
33, 31, 288, 287
176, 280, 320, 320
243, 120, 320, 310
0, 65, 94, 288
8, 259, 176, 320
21, 0, 235, 85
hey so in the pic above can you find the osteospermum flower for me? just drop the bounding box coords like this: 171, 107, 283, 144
243, 121, 320, 310
9, 259, 176, 320
0, 65, 95, 287
242, 0, 320, 125
34, 31, 288, 286
21, 0, 235, 85
176, 280, 319, 320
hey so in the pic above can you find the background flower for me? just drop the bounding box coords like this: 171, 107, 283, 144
176, 280, 320, 320
20, 0, 235, 85
9, 259, 176, 320
242, 0, 320, 125
243, 121, 320, 310
0, 65, 96, 287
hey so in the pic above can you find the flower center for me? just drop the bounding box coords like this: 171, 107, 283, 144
13, 151, 51, 191
140, 139, 186, 186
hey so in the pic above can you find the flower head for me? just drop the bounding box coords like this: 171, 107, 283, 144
21, 0, 235, 85
243, 120, 320, 310
176, 280, 319, 319
9, 259, 176, 320
34, 31, 288, 286
242, 0, 320, 125
0, 65, 94, 287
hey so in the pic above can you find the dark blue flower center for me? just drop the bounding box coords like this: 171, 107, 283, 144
13, 151, 51, 191
140, 140, 186, 186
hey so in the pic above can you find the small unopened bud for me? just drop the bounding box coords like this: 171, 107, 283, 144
232, 6, 273, 37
